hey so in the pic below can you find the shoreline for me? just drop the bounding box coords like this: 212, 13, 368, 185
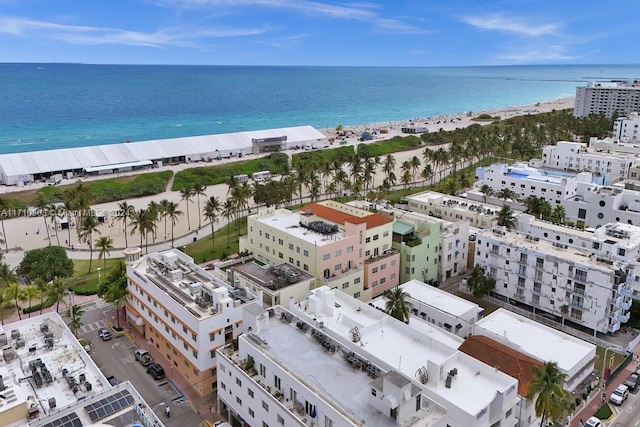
318, 96, 575, 140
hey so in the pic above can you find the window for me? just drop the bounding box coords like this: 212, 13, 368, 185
277, 415, 285, 425
262, 401, 269, 411
354, 277, 361, 284
373, 234, 379, 241
221, 382, 226, 390
372, 267, 378, 273
249, 408, 255, 417
335, 249, 342, 257
335, 264, 342, 271
380, 277, 386, 284
383, 231, 389, 237
380, 264, 386, 270
260, 363, 266, 377
371, 388, 377, 396
274, 375, 281, 391
390, 273, 396, 280
248, 388, 254, 398
278, 238, 283, 245
236, 377, 242, 386
303, 264, 309, 271
278, 252, 283, 259
347, 245, 353, 253
366, 237, 371, 243
323, 253, 330, 261
303, 249, 309, 257
236, 396, 242, 405
265, 233, 270, 239
354, 292, 360, 298
289, 243, 294, 250
289, 257, 294, 263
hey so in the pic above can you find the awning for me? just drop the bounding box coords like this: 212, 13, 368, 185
84, 159, 152, 173
126, 311, 145, 326
392, 222, 414, 236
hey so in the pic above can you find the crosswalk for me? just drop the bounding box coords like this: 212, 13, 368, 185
78, 320, 106, 335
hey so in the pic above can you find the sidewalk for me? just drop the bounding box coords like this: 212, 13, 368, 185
570, 353, 638, 426
1, 292, 101, 324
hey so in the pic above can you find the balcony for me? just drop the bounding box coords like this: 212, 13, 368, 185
619, 286, 633, 297
319, 265, 363, 285
573, 287, 586, 296
616, 297, 632, 311
364, 248, 399, 265
490, 249, 499, 256
617, 312, 630, 323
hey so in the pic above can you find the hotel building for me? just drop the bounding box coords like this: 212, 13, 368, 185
124, 247, 261, 397
0, 312, 161, 427
405, 191, 499, 229
474, 225, 632, 334
240, 200, 400, 301
574, 80, 640, 118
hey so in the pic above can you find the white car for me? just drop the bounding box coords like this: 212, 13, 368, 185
609, 384, 629, 405
583, 416, 601, 427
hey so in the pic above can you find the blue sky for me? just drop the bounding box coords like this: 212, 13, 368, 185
0, 0, 639, 66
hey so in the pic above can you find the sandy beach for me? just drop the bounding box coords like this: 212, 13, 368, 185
0, 97, 575, 266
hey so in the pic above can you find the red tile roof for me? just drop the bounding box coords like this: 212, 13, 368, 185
302, 202, 392, 229
459, 335, 543, 396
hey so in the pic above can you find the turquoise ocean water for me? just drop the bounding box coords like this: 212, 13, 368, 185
1, 63, 640, 155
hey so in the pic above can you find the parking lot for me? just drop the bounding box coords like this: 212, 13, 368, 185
79, 303, 205, 426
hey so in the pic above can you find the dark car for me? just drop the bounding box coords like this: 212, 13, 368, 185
624, 373, 639, 392
146, 363, 165, 380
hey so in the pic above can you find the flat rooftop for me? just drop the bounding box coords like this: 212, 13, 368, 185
233, 262, 314, 291
252, 208, 349, 246
474, 309, 596, 373
406, 192, 498, 217
252, 317, 444, 427
131, 250, 257, 320
481, 227, 626, 271
400, 280, 480, 317
295, 289, 517, 415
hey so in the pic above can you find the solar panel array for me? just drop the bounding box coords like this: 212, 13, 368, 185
83, 389, 134, 422
40, 412, 82, 427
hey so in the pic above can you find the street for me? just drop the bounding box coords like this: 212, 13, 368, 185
77, 300, 206, 426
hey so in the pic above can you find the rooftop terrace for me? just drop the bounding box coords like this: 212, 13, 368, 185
252, 208, 349, 246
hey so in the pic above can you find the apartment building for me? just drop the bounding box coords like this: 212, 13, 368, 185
285, 287, 521, 427
230, 261, 316, 308
371, 279, 483, 338
406, 190, 498, 228
240, 200, 400, 301
473, 308, 597, 393
538, 140, 636, 180
589, 136, 640, 155
475, 226, 632, 334
217, 305, 448, 427
125, 248, 261, 396
574, 80, 640, 118
0, 312, 162, 427
614, 112, 640, 143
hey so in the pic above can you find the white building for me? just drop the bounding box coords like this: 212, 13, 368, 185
405, 191, 499, 229
473, 308, 597, 393
614, 112, 640, 143
574, 80, 640, 118
125, 247, 262, 396
0, 125, 327, 185
538, 140, 636, 181
285, 287, 520, 427
0, 312, 162, 427
475, 226, 632, 334
371, 279, 482, 338
475, 163, 588, 205
217, 305, 448, 427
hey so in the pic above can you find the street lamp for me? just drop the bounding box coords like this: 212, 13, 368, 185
602, 346, 627, 388
97, 267, 101, 283
115, 299, 121, 329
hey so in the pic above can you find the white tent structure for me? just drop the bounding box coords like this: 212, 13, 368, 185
0, 125, 327, 185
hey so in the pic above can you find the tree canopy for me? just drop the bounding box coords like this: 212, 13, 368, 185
16, 246, 74, 282
466, 266, 496, 298
98, 259, 128, 304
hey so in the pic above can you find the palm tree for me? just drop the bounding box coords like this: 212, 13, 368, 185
79, 214, 101, 273
0, 262, 19, 289
551, 205, 566, 224
383, 286, 413, 323
193, 182, 208, 229
410, 155, 421, 184
158, 198, 172, 240
222, 199, 236, 248
34, 277, 50, 315
496, 188, 516, 205
95, 236, 114, 269
147, 201, 160, 242
203, 196, 221, 250
560, 304, 569, 327
0, 288, 9, 324
64, 304, 85, 337
480, 184, 493, 203
180, 186, 195, 230
496, 205, 516, 229
23, 284, 39, 318
526, 361, 569, 427
48, 278, 67, 313
7, 282, 23, 321
0, 197, 10, 250
164, 201, 183, 247
35, 193, 53, 245
117, 201, 133, 248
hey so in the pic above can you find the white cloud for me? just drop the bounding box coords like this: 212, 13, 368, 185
0, 15, 272, 47
498, 45, 583, 62
460, 13, 559, 37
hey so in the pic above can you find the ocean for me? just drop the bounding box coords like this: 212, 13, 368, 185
1, 63, 640, 155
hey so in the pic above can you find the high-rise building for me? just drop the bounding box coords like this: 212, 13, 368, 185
574, 80, 640, 118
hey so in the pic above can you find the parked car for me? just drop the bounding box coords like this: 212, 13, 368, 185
134, 349, 154, 366
146, 363, 165, 380
624, 372, 639, 391
583, 417, 602, 427
609, 384, 629, 405
98, 328, 113, 341
214, 422, 232, 427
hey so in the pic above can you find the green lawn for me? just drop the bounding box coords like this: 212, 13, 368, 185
66, 258, 123, 295
183, 217, 248, 264
594, 345, 627, 375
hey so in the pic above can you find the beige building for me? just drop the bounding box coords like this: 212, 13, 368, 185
124, 247, 262, 396
241, 200, 400, 301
